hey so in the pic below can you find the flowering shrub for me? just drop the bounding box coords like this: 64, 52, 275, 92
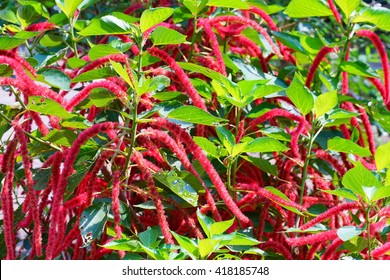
0, 0, 390, 260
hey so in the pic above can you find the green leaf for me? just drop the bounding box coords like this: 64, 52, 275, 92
110, 61, 133, 87
273, 32, 305, 53
79, 202, 110, 245
314, 90, 338, 118
154, 170, 199, 207
340, 61, 380, 78
353, 6, 390, 31
171, 231, 199, 260
193, 136, 226, 158
233, 137, 289, 156
372, 186, 390, 202
17, 5, 41, 27
0, 10, 19, 24
337, 226, 364, 241
375, 142, 390, 171
0, 36, 26, 50
198, 238, 220, 258
33, 168, 52, 190
284, 0, 333, 18
42, 129, 78, 147
27, 96, 74, 119
78, 15, 139, 36
151, 26, 186, 45
286, 74, 314, 116
328, 136, 372, 157
138, 227, 159, 247
140, 7, 174, 33
241, 156, 278, 176
89, 44, 121, 61
264, 186, 303, 215
72, 67, 116, 82
55, 0, 83, 18
38, 68, 71, 90
138, 244, 165, 260
177, 62, 225, 82
196, 209, 213, 238
322, 188, 359, 201
167, 106, 226, 125
210, 218, 235, 237
207, 0, 249, 9
335, 0, 360, 18
342, 162, 383, 200
215, 126, 235, 153
183, 0, 208, 15
102, 239, 143, 252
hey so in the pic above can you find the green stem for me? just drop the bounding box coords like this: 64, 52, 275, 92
69, 17, 79, 58
366, 206, 372, 260
189, 15, 198, 61
122, 45, 142, 183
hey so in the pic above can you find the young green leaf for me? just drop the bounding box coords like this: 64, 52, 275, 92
284, 0, 333, 18
27, 96, 74, 119
140, 7, 174, 33
151, 26, 186, 45
55, 0, 83, 18
337, 226, 364, 241
170, 231, 199, 260
375, 142, 390, 171
286, 74, 314, 116
335, 0, 360, 18
340, 61, 380, 78
206, 0, 249, 9
342, 162, 383, 200
216, 126, 235, 153
138, 227, 159, 247
353, 6, 390, 32
183, 0, 208, 15
167, 106, 226, 125
328, 137, 372, 157
209, 218, 235, 237
38, 68, 71, 90
78, 15, 139, 36
89, 45, 121, 61
322, 189, 359, 201
314, 90, 338, 118
198, 238, 220, 258
196, 209, 213, 238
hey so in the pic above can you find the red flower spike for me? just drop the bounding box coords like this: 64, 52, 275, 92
300, 202, 359, 230
357, 30, 390, 108
210, 15, 281, 57
286, 230, 338, 246
153, 118, 252, 227
148, 47, 207, 111
132, 151, 174, 244
305, 46, 335, 89
198, 18, 226, 76
12, 120, 42, 256
327, 0, 342, 23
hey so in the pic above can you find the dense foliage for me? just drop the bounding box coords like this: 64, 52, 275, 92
0, 0, 390, 260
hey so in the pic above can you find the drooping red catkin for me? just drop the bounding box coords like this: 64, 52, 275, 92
25, 21, 56, 32
144, 128, 221, 221
357, 30, 390, 108
327, 0, 342, 23
1, 140, 17, 259
286, 230, 338, 246
300, 202, 359, 230
315, 150, 347, 176
152, 118, 251, 227
321, 238, 344, 260
132, 151, 174, 244
12, 120, 42, 257
306, 242, 322, 260
76, 54, 129, 75
209, 16, 281, 57
249, 7, 278, 31
148, 47, 207, 111
1, 138, 18, 173
112, 171, 124, 259
259, 241, 294, 260
30, 111, 50, 136
0, 51, 37, 77
65, 80, 127, 111
198, 18, 226, 76
305, 46, 335, 89
47, 122, 117, 259
372, 241, 390, 258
